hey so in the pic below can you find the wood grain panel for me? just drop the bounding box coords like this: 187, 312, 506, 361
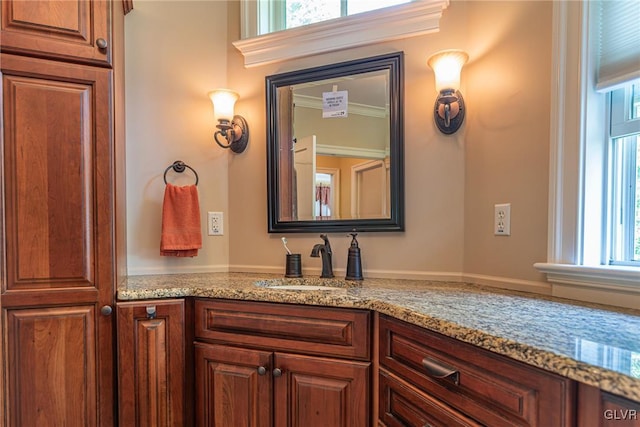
4, 305, 97, 427
195, 343, 272, 427
195, 299, 371, 360
379, 315, 575, 426
117, 300, 186, 427
379, 369, 481, 427
273, 352, 370, 427
3, 74, 93, 287
0, 0, 111, 66
577, 383, 640, 427
1, 54, 114, 292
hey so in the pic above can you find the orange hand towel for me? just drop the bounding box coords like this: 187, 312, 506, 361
160, 183, 202, 257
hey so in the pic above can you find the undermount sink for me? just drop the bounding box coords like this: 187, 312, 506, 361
263, 285, 346, 291
254, 278, 360, 292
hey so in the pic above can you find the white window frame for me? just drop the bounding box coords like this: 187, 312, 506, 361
534, 1, 640, 308
234, 0, 449, 67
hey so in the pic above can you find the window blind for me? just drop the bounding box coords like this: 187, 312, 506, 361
596, 0, 640, 92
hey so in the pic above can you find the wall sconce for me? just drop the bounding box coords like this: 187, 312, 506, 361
208, 89, 249, 153
427, 50, 468, 135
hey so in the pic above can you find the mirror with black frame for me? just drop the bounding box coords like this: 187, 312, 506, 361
266, 52, 405, 233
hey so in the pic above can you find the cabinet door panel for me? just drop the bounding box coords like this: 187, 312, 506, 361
273, 352, 370, 427
1, 53, 112, 295
117, 300, 186, 427
578, 383, 640, 427
0, 0, 111, 66
195, 343, 272, 427
4, 306, 97, 427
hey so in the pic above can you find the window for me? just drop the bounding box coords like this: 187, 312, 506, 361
535, 1, 640, 307
609, 83, 640, 265
260, 0, 411, 36
234, 0, 449, 67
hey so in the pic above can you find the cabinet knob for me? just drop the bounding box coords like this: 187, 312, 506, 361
272, 368, 282, 377
100, 305, 113, 316
96, 38, 108, 49
146, 306, 157, 319
257, 366, 267, 376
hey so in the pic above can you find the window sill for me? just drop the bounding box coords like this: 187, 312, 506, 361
233, 0, 449, 68
534, 263, 640, 293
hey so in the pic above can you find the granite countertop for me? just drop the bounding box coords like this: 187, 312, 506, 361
120, 272, 640, 402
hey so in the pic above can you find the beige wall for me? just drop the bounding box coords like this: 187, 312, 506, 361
124, 1, 553, 288
226, 1, 551, 285
125, 1, 231, 274
463, 1, 551, 284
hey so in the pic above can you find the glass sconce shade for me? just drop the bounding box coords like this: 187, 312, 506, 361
427, 50, 468, 92
209, 89, 239, 123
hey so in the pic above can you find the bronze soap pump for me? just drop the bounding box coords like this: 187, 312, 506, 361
345, 231, 363, 281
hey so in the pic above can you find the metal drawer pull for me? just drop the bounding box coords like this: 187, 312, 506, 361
421, 357, 460, 385
272, 368, 282, 377
257, 366, 267, 376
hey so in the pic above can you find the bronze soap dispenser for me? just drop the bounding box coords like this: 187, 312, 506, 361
345, 232, 363, 281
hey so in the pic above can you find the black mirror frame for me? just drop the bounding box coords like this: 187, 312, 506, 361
266, 52, 405, 233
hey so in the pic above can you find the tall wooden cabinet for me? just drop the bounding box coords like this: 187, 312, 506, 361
0, 1, 127, 425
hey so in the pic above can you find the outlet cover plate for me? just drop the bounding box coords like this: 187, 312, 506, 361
494, 203, 511, 236
207, 212, 224, 236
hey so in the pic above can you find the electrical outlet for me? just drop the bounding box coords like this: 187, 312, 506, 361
494, 203, 511, 236
207, 212, 224, 236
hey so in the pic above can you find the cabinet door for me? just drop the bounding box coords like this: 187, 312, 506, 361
1, 53, 115, 426
4, 306, 100, 426
0, 0, 111, 66
578, 383, 640, 427
195, 343, 273, 427
117, 300, 186, 427
273, 352, 370, 427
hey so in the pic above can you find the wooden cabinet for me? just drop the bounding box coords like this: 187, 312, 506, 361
378, 314, 575, 426
0, 1, 125, 425
578, 383, 640, 427
0, 0, 112, 66
194, 299, 372, 427
117, 299, 189, 427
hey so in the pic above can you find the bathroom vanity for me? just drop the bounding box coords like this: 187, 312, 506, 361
117, 273, 640, 426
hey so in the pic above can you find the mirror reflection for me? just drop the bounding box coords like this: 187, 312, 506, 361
287, 69, 390, 220
267, 52, 404, 233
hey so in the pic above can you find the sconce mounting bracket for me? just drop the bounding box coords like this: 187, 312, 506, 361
434, 90, 465, 135
214, 115, 249, 153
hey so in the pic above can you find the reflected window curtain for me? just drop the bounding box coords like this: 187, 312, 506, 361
315, 184, 331, 219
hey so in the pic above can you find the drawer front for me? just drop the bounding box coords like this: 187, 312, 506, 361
380, 369, 481, 427
195, 299, 371, 360
379, 315, 574, 426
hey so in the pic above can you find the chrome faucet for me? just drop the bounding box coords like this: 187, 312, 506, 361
310, 234, 334, 278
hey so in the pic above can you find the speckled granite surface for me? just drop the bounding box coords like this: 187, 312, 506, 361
120, 272, 640, 402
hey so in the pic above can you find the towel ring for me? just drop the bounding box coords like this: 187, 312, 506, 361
163, 160, 199, 186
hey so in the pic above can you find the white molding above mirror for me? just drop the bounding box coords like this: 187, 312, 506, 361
234, 0, 449, 68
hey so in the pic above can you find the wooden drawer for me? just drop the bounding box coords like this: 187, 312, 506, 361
380, 369, 481, 427
379, 315, 575, 426
195, 299, 371, 360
